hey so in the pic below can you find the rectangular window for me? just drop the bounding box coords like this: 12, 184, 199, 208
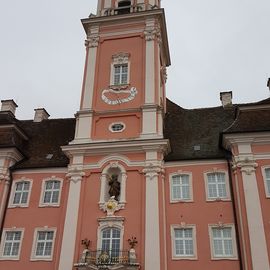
31, 230, 56, 260
114, 64, 128, 85
171, 226, 197, 259
43, 180, 61, 204
264, 168, 270, 196
0, 230, 23, 260
171, 174, 191, 201
207, 172, 227, 199
13, 181, 30, 205
210, 226, 237, 259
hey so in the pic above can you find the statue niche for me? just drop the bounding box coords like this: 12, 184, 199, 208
108, 174, 121, 201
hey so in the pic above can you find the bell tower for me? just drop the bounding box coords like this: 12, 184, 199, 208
60, 2, 170, 270
72, 0, 170, 144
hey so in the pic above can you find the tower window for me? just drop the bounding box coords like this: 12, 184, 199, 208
110, 53, 130, 86
117, 1, 131, 15
114, 64, 128, 85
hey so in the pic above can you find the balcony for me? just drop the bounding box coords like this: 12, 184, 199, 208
102, 4, 159, 17
74, 249, 140, 270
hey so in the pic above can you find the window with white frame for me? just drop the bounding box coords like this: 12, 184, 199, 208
9, 180, 31, 207
40, 179, 62, 206
0, 229, 23, 260
172, 226, 196, 259
31, 229, 56, 260
110, 53, 130, 86
114, 64, 128, 85
101, 228, 121, 258
206, 172, 229, 200
209, 226, 237, 259
264, 168, 270, 196
170, 174, 191, 202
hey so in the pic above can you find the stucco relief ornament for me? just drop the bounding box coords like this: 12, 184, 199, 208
144, 26, 161, 42
101, 87, 138, 105
103, 196, 121, 216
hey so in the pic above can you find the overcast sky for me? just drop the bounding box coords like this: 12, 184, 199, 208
0, 0, 269, 119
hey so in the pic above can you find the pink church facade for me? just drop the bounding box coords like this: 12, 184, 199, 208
1, 1, 270, 270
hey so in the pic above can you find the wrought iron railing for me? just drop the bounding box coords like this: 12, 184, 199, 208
84, 250, 130, 265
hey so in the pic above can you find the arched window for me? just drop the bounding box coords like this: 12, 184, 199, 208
117, 0, 131, 14
101, 228, 121, 258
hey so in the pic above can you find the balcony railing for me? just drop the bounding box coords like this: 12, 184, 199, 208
74, 249, 139, 268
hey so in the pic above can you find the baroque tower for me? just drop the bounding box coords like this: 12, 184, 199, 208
60, 1, 170, 270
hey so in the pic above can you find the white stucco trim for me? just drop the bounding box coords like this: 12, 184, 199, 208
165, 160, 227, 167
82, 25, 99, 110
12, 168, 68, 175
58, 155, 84, 270
240, 168, 270, 269
144, 151, 161, 270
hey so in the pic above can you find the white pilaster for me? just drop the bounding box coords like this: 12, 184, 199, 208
235, 146, 270, 270
72, 110, 93, 143
58, 156, 85, 270
144, 18, 156, 105
143, 151, 162, 270
99, 173, 107, 205
81, 25, 99, 110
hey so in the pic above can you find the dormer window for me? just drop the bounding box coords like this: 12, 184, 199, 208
117, 1, 131, 15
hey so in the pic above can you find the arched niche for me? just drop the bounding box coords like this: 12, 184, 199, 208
99, 161, 127, 210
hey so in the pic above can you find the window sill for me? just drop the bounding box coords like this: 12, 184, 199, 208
30, 257, 53, 261
172, 256, 197, 260
0, 257, 20, 261
211, 256, 238, 260
170, 200, 194, 204
38, 204, 60, 208
206, 198, 231, 202
8, 204, 29, 209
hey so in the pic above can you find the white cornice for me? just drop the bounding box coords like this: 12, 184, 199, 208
223, 132, 270, 150
62, 139, 170, 157
12, 168, 68, 175
164, 159, 227, 168
0, 148, 24, 163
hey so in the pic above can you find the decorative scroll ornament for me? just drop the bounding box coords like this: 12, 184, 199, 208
101, 87, 138, 105
143, 163, 165, 180
66, 166, 85, 183
112, 52, 130, 65
161, 66, 167, 83
85, 35, 100, 48
101, 196, 124, 216
144, 26, 161, 42
233, 155, 258, 175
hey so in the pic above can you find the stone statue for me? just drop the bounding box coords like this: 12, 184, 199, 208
108, 174, 121, 200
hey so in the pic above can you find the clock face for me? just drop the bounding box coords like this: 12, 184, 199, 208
101, 87, 138, 105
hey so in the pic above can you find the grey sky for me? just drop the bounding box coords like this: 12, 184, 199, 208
0, 0, 270, 119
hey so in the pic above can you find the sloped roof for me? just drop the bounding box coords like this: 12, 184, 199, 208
15, 118, 76, 169
164, 100, 235, 161
224, 109, 270, 134
2, 96, 270, 169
